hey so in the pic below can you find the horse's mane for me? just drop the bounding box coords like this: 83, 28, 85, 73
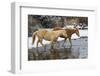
53, 27, 63, 31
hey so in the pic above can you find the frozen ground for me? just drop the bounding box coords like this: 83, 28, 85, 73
28, 29, 88, 49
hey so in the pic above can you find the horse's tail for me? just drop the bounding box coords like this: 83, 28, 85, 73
32, 31, 37, 45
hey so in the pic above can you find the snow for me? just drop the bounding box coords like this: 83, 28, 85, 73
28, 30, 88, 49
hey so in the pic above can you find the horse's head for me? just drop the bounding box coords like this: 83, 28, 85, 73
73, 24, 80, 37
74, 28, 80, 37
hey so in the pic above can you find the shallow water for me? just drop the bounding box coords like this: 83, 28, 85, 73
28, 37, 88, 60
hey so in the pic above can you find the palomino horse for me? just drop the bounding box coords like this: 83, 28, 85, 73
53, 27, 80, 46
32, 29, 67, 48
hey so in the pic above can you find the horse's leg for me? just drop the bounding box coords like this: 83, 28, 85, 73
54, 41, 57, 48
51, 42, 53, 49
68, 37, 72, 46
36, 40, 39, 52
40, 39, 46, 51
51, 41, 54, 49
62, 38, 67, 47
56, 40, 60, 48
36, 40, 39, 48
40, 40, 44, 47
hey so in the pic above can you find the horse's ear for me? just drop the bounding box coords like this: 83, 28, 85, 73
73, 23, 77, 28
74, 24, 77, 28
73, 25, 79, 31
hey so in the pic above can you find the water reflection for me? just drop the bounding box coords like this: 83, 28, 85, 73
28, 37, 88, 60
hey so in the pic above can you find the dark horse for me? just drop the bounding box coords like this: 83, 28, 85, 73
53, 26, 80, 46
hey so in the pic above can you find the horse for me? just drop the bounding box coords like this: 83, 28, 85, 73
53, 26, 80, 46
32, 29, 67, 48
